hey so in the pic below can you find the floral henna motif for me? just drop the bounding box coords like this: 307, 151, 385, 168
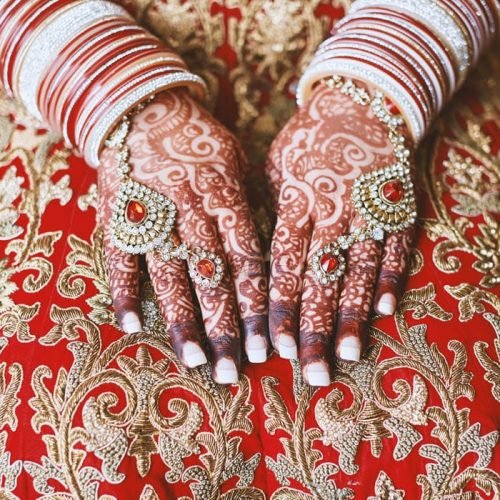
267, 81, 417, 386
98, 89, 269, 383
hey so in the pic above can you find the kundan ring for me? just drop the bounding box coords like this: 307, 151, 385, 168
310, 76, 417, 286
107, 103, 225, 290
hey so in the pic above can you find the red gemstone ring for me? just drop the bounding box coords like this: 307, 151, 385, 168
157, 241, 225, 289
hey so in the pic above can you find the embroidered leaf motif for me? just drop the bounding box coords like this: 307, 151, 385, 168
368, 471, 405, 499
445, 284, 499, 322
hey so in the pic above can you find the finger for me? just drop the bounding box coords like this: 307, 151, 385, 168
269, 204, 312, 360
215, 195, 269, 364
374, 227, 415, 316
105, 242, 142, 334
299, 224, 345, 387
146, 250, 207, 368
98, 148, 143, 334
175, 207, 241, 385
335, 237, 382, 362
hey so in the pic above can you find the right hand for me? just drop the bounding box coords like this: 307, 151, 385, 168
97, 89, 269, 384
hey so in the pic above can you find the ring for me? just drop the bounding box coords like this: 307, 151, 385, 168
310, 76, 417, 286
158, 242, 225, 289
107, 105, 225, 289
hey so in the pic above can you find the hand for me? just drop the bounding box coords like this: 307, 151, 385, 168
266, 82, 416, 386
98, 89, 269, 384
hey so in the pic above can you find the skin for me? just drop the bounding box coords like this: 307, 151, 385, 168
266, 82, 416, 386
98, 88, 269, 384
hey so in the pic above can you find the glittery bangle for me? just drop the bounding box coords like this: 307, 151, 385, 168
84, 72, 208, 167
327, 33, 438, 115
76, 59, 183, 146
297, 59, 425, 141
338, 21, 446, 107
39, 22, 142, 124
15, 0, 131, 119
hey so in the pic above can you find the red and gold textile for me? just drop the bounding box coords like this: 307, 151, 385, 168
0, 1, 499, 498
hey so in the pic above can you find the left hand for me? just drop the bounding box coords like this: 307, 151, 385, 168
266, 81, 416, 386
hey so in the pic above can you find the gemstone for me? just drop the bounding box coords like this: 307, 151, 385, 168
126, 199, 148, 224
197, 258, 215, 279
381, 179, 404, 204
385, 98, 399, 115
320, 253, 338, 274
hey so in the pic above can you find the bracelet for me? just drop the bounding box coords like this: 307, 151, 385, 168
350, 0, 471, 73
296, 0, 500, 142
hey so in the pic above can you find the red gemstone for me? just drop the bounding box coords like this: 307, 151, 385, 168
320, 253, 338, 274
126, 199, 148, 224
381, 179, 404, 204
197, 258, 215, 279
385, 98, 399, 115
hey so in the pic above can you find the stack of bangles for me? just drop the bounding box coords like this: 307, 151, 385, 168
0, 0, 497, 290
0, 0, 206, 167
298, 0, 499, 144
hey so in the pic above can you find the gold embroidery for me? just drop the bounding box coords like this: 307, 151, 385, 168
229, 0, 334, 164
57, 230, 114, 326
0, 362, 22, 432
141, 0, 225, 105
0, 167, 23, 241
78, 183, 98, 212
262, 367, 355, 498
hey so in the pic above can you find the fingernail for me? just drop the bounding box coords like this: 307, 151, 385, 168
337, 336, 361, 362
183, 341, 208, 368
121, 312, 142, 334
303, 361, 330, 386
278, 334, 298, 359
246, 336, 268, 363
377, 293, 396, 316
214, 358, 238, 385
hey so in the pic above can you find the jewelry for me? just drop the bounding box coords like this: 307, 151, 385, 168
107, 104, 225, 289
0, 0, 207, 169
310, 76, 417, 286
297, 58, 425, 141
350, 0, 471, 73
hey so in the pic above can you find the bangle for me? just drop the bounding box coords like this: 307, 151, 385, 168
350, 0, 471, 73
0, 0, 206, 168
298, 58, 425, 141
16, 1, 130, 119
84, 72, 207, 167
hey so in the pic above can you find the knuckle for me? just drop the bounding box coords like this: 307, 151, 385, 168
229, 255, 264, 280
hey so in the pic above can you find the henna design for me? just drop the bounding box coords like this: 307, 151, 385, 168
374, 227, 415, 315
267, 82, 416, 385
145, 250, 207, 368
98, 89, 268, 382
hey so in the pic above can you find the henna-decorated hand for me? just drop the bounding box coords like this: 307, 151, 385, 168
266, 82, 416, 386
98, 89, 269, 384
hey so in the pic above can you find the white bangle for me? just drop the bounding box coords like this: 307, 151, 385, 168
297, 59, 425, 142
84, 72, 207, 167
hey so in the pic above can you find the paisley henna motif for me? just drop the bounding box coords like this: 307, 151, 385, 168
98, 89, 269, 383
267, 82, 416, 386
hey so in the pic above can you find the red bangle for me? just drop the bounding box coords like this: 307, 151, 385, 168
42, 23, 146, 128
